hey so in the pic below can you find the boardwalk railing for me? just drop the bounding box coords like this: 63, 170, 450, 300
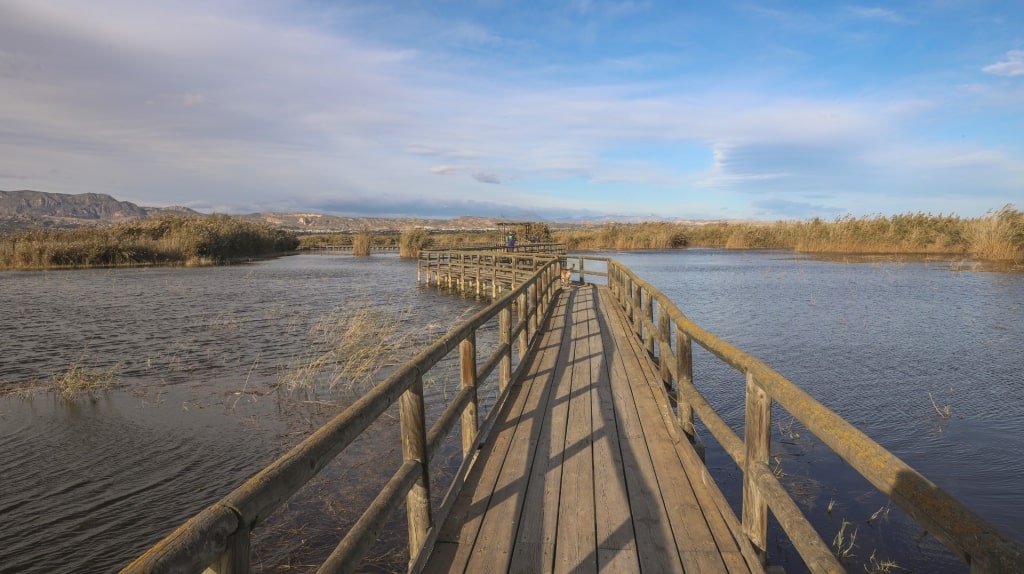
305, 245, 401, 253
121, 256, 565, 574
417, 249, 564, 298
125, 253, 1023, 574
601, 257, 1024, 574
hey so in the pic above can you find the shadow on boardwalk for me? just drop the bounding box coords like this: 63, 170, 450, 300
423, 284, 763, 573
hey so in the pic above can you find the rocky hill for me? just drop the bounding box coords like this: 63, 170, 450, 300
0, 190, 516, 233
0, 190, 200, 231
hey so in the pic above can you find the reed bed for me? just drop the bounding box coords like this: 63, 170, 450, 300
399, 227, 432, 258
549, 207, 1024, 263
0, 215, 299, 270
350, 231, 374, 256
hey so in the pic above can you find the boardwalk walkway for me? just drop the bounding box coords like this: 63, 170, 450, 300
423, 284, 764, 573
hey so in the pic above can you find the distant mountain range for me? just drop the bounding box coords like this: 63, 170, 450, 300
0, 190, 537, 233
0, 189, 707, 233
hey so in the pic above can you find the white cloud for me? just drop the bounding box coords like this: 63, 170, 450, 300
430, 165, 459, 175
983, 50, 1024, 77
472, 172, 501, 184
845, 6, 907, 24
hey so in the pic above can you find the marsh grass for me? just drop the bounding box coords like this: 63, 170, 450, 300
350, 231, 374, 256
548, 207, 1024, 263
833, 519, 859, 560
50, 363, 121, 401
928, 392, 952, 419
275, 300, 419, 405
0, 215, 299, 270
399, 227, 432, 258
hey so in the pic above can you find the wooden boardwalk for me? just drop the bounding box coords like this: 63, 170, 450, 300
423, 283, 764, 574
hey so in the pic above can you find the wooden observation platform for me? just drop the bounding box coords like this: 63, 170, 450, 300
123, 251, 1024, 574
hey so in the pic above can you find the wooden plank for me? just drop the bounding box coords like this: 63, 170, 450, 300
554, 286, 597, 573
506, 288, 579, 574
596, 286, 761, 574
425, 291, 570, 574
588, 285, 641, 573
596, 288, 684, 574
463, 297, 570, 572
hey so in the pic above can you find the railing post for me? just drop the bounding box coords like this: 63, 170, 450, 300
400, 373, 432, 566
499, 306, 512, 391
578, 257, 585, 283
657, 305, 671, 385
631, 283, 642, 338
675, 327, 696, 441
517, 291, 528, 360
206, 528, 251, 574
742, 370, 771, 563
460, 333, 478, 458
643, 291, 655, 356
530, 280, 540, 337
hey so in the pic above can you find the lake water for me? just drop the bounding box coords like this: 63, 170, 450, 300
1, 250, 1021, 573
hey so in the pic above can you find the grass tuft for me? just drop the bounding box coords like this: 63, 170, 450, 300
276, 299, 419, 404
51, 363, 120, 401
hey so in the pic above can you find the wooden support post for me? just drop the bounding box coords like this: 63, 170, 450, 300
657, 305, 671, 386
460, 333, 478, 458
530, 281, 539, 339
643, 291, 655, 356
499, 307, 512, 391
742, 371, 771, 563
205, 528, 250, 574
400, 373, 432, 565
675, 327, 696, 442
631, 283, 642, 338
517, 291, 528, 360
578, 257, 585, 283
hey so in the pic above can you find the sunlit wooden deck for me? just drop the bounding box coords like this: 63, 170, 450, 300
423, 283, 764, 573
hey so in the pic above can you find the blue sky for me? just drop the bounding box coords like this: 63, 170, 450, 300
1, 1, 1022, 220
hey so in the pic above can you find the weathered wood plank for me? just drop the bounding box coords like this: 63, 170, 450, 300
424, 290, 571, 574
597, 290, 684, 574
589, 290, 640, 573
507, 289, 579, 574
424, 284, 759, 574
554, 286, 598, 573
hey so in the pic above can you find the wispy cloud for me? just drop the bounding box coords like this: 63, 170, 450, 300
472, 172, 501, 184
845, 6, 908, 24
1, 0, 1021, 220
983, 50, 1024, 77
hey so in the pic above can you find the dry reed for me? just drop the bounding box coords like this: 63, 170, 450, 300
351, 231, 374, 256
0, 215, 299, 270
547, 207, 1023, 263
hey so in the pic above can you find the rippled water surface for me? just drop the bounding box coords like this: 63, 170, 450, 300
2, 250, 1022, 573
607, 249, 1024, 573
0, 254, 486, 573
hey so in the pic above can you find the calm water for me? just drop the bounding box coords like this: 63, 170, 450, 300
1, 250, 1021, 572
607, 249, 1024, 573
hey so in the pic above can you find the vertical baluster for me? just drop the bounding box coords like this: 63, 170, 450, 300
499, 306, 512, 391
461, 333, 478, 457
400, 374, 432, 565
742, 371, 771, 563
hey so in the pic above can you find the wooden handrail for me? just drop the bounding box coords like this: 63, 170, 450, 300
603, 258, 1024, 574
125, 253, 1022, 573
122, 257, 564, 574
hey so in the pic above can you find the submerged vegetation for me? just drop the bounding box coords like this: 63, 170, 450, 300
0, 215, 299, 270
552, 206, 1024, 264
